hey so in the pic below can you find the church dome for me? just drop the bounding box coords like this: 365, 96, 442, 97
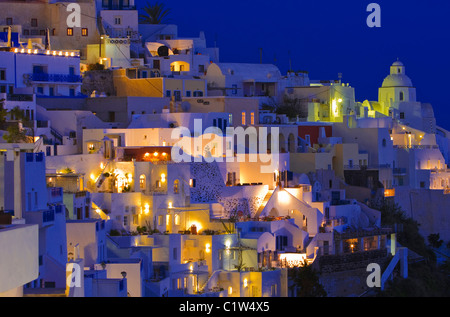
381, 60, 413, 88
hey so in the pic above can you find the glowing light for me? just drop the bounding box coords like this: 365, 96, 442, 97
162, 152, 167, 157
14, 48, 18, 53
46, 50, 50, 55
52, 51, 57, 56
153, 152, 159, 157
95, 208, 101, 214
278, 190, 289, 201
144, 152, 150, 158
70, 52, 74, 57
228, 286, 233, 295
27, 49, 31, 54
243, 278, 248, 288
337, 98, 343, 103
20, 48, 25, 53
100, 162, 104, 169
58, 51, 63, 56
189, 264, 194, 273
144, 203, 150, 215
278, 253, 308, 268
33, 49, 38, 54
332, 99, 338, 116
205, 243, 211, 253
168, 202, 173, 208
90, 173, 96, 181
161, 173, 166, 183
127, 173, 133, 183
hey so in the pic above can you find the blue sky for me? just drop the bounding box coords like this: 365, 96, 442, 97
137, 0, 450, 130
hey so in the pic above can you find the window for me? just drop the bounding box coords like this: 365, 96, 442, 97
0, 69, 5, 81
67, 28, 73, 36
166, 90, 171, 97
173, 180, 179, 194
399, 91, 404, 101
139, 175, 146, 189
242, 111, 246, 125
6, 18, 12, 25
69, 88, 75, 97
81, 28, 88, 36
37, 87, 44, 95
186, 90, 191, 97
193, 90, 203, 97
198, 65, 205, 73
49, 87, 55, 96
31, 18, 37, 27
174, 214, 180, 225
123, 216, 128, 226
23, 29, 29, 36
250, 112, 255, 125
232, 84, 237, 95
114, 17, 121, 25
400, 112, 405, 119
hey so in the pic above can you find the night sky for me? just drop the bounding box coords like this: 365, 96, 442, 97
137, 0, 450, 130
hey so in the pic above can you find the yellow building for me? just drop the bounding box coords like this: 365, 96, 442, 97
112, 69, 206, 99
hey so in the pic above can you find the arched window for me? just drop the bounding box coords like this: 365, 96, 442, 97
173, 179, 179, 194
139, 174, 146, 190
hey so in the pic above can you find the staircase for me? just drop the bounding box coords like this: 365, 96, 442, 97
96, 161, 110, 188
198, 270, 221, 293
254, 190, 273, 218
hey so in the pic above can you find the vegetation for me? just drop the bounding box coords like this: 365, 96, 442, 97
372, 199, 450, 296
288, 263, 327, 297
0, 105, 34, 143
268, 96, 308, 120
139, 2, 171, 24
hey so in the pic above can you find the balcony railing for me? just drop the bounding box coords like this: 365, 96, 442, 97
28, 73, 82, 83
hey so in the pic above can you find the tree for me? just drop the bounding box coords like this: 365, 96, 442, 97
288, 263, 327, 297
139, 2, 171, 24
428, 233, 443, 249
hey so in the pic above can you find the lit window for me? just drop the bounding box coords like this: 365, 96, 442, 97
139, 175, 146, 189
242, 111, 246, 125
81, 28, 88, 36
251, 112, 255, 125
174, 214, 180, 225
67, 28, 73, 36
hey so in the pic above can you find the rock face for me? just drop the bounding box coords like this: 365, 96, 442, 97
81, 70, 115, 97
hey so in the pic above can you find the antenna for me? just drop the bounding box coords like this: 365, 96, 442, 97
259, 48, 263, 64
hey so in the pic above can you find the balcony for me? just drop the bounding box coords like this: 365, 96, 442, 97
28, 73, 82, 83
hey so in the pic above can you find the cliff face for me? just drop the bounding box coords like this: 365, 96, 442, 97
81, 70, 115, 97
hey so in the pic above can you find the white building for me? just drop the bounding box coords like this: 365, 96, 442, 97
0, 48, 82, 97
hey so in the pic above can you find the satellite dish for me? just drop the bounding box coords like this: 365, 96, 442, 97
157, 45, 169, 57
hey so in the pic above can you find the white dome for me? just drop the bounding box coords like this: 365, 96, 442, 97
382, 60, 413, 88
382, 74, 413, 87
